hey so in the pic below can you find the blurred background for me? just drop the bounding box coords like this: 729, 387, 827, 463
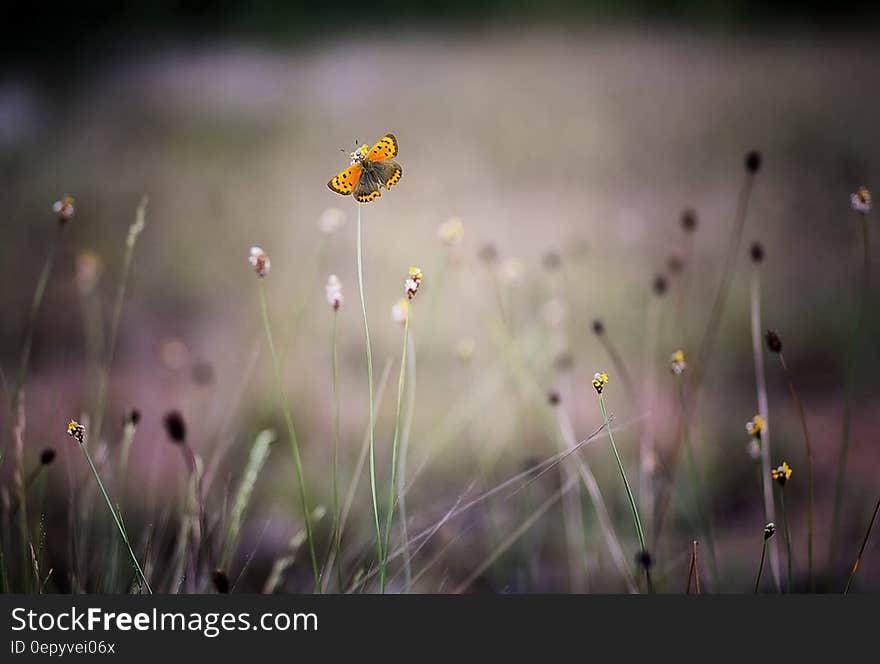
1, 1, 879, 593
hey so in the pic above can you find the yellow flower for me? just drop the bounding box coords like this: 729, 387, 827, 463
405, 266, 423, 300
592, 371, 609, 394
670, 349, 686, 375
771, 461, 792, 486
746, 414, 764, 438
66, 419, 85, 443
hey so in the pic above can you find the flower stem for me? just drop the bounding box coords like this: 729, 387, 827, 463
831, 214, 870, 564
356, 204, 384, 592
383, 305, 411, 583
397, 329, 417, 591
78, 437, 152, 593
754, 537, 768, 594
780, 487, 793, 592
330, 311, 343, 592
257, 280, 320, 591
597, 393, 646, 585
844, 493, 880, 595
779, 353, 814, 591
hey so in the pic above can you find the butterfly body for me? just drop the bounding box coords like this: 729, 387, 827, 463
328, 134, 402, 203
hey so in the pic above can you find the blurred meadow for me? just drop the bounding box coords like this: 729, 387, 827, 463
1, 3, 879, 593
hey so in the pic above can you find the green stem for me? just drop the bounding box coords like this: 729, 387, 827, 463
331, 311, 343, 592
92, 197, 147, 448
383, 305, 410, 583
831, 215, 870, 563
780, 487, 793, 593
397, 329, 417, 591
257, 280, 320, 591
597, 393, 646, 570
78, 438, 152, 593
844, 493, 880, 595
356, 204, 384, 592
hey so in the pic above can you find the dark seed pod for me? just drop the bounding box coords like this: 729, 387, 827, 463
635, 550, 654, 570
591, 319, 605, 335
750, 242, 765, 264
547, 389, 561, 406
681, 209, 698, 233
212, 569, 230, 594
745, 150, 762, 174
40, 449, 56, 466
765, 329, 782, 354
163, 411, 186, 445
652, 274, 668, 297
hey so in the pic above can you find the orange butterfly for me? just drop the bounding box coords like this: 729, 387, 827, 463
327, 134, 402, 203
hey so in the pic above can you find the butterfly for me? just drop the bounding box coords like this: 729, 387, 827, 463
327, 134, 402, 203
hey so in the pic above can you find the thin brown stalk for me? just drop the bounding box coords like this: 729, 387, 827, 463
844, 494, 880, 595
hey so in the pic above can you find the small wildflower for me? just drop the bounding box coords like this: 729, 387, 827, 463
391, 298, 409, 326
745, 150, 762, 174
771, 461, 792, 486
591, 319, 605, 335
75, 250, 102, 294
746, 414, 764, 438
454, 338, 475, 363
747, 438, 761, 461
652, 274, 668, 296
163, 411, 186, 445
681, 208, 698, 234
851, 186, 872, 215
670, 349, 687, 375
750, 242, 765, 264
592, 371, 609, 395
248, 246, 270, 278
764, 522, 776, 540
405, 266, 423, 300
66, 419, 85, 444
40, 448, 56, 465
53, 195, 75, 225
547, 389, 561, 406
765, 329, 782, 354
437, 217, 464, 246
326, 274, 343, 310
318, 207, 346, 234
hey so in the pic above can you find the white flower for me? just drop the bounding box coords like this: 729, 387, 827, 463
405, 266, 423, 300
391, 298, 409, 325
53, 195, 75, 224
318, 208, 346, 234
851, 186, 872, 215
249, 246, 270, 278
325, 274, 343, 310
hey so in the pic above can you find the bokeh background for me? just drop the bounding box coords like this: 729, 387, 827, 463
1, 1, 879, 592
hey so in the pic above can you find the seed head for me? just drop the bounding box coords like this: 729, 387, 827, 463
163, 411, 187, 445
749, 242, 765, 264
681, 208, 698, 233
592, 371, 609, 395
437, 217, 464, 246
745, 150, 762, 174
53, 195, 75, 225
652, 274, 668, 297
765, 329, 782, 354
66, 419, 85, 444
547, 389, 561, 406
591, 319, 605, 335
670, 349, 687, 375
746, 414, 764, 438
248, 246, 270, 278
764, 522, 776, 540
326, 274, 343, 310
771, 461, 792, 486
40, 448, 57, 465
635, 550, 653, 570
851, 186, 872, 215
124, 409, 141, 428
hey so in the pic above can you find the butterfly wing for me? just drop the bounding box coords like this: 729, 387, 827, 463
367, 134, 398, 161
354, 173, 381, 203
328, 163, 362, 196
379, 160, 402, 189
